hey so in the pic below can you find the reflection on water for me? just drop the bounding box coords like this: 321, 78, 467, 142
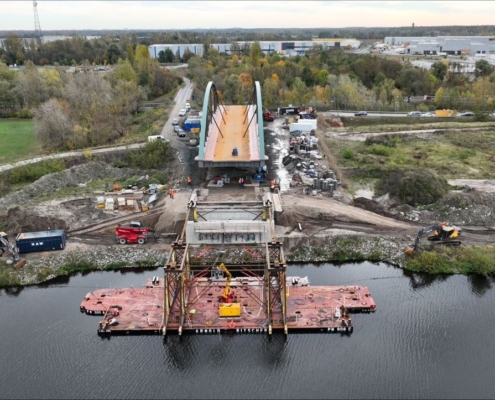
1, 262, 495, 399
402, 269, 452, 290
468, 274, 494, 297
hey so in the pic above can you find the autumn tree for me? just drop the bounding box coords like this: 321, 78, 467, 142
110, 81, 146, 136
35, 99, 75, 150
474, 59, 494, 78
109, 59, 136, 85
431, 61, 448, 82
126, 44, 135, 65
224, 74, 242, 104
14, 61, 51, 108
262, 74, 281, 108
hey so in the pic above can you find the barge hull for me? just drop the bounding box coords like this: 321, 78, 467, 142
80, 277, 376, 335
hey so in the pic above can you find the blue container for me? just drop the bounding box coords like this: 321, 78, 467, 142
184, 118, 201, 132
16, 230, 66, 254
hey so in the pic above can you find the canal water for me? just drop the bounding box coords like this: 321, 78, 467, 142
1, 262, 495, 399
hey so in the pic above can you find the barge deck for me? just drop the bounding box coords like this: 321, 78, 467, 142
80, 276, 376, 335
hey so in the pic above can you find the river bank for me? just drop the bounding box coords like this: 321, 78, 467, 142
4, 232, 494, 288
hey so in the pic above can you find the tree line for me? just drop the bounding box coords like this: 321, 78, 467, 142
0, 44, 182, 151
186, 43, 495, 112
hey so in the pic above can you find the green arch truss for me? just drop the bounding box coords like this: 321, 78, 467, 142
198, 80, 265, 161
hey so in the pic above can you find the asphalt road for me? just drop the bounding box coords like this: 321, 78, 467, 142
322, 111, 495, 118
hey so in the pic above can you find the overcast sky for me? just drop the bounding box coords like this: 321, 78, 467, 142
2, 1, 495, 31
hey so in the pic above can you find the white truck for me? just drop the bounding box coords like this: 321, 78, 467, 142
147, 135, 169, 143
289, 119, 317, 134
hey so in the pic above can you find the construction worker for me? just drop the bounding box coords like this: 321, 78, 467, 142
187, 176, 192, 186
168, 189, 174, 199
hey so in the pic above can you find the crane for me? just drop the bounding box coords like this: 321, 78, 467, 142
405, 222, 462, 255
216, 263, 234, 302
216, 263, 241, 317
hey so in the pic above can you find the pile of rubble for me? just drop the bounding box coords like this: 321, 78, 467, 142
282, 154, 341, 195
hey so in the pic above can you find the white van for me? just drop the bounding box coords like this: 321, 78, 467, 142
148, 135, 169, 143
185, 102, 191, 112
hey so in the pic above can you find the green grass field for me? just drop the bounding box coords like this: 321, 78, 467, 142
0, 119, 39, 164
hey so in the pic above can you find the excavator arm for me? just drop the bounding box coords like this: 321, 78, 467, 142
0, 235, 20, 262
0, 234, 26, 268
216, 263, 232, 300
411, 225, 441, 251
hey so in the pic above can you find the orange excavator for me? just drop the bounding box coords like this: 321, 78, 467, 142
216, 263, 241, 317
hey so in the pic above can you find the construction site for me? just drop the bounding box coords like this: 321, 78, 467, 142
79, 190, 376, 336
4, 79, 495, 336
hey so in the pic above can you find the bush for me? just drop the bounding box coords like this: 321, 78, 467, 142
375, 169, 448, 206
7, 158, 66, 185
151, 172, 167, 184
130, 141, 172, 169
16, 108, 33, 119
366, 144, 393, 157
473, 111, 493, 122
342, 148, 354, 159
364, 134, 401, 147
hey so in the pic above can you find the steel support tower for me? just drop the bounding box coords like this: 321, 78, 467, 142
33, 1, 42, 47
162, 196, 287, 336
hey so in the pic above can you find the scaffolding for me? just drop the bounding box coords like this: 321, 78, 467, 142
162, 194, 287, 336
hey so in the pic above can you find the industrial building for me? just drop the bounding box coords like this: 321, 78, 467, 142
384, 36, 495, 56
148, 38, 361, 59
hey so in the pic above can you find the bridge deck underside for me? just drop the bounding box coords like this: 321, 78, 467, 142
202, 105, 262, 168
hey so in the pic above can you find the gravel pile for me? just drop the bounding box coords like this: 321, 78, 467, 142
0, 162, 137, 212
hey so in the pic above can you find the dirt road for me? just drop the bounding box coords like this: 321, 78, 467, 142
324, 126, 495, 142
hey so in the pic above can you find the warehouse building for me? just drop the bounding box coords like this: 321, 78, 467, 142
148, 39, 361, 59
384, 36, 495, 56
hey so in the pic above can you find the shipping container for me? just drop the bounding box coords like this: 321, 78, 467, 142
277, 106, 301, 116
184, 117, 201, 133
16, 230, 66, 254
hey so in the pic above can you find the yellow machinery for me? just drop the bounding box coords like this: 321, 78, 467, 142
405, 222, 462, 256
435, 109, 455, 118
216, 263, 241, 317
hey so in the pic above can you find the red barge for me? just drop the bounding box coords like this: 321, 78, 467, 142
80, 275, 376, 335
79, 194, 377, 336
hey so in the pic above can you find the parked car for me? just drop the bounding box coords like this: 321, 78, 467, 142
178, 109, 186, 116
176, 129, 185, 137
460, 111, 474, 117
355, 111, 367, 116
172, 118, 179, 125
174, 125, 180, 133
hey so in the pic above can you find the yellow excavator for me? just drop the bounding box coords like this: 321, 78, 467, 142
405, 222, 462, 256
0, 232, 26, 269
216, 263, 241, 318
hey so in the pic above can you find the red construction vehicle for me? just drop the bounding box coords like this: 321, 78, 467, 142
115, 222, 157, 245
263, 108, 274, 122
